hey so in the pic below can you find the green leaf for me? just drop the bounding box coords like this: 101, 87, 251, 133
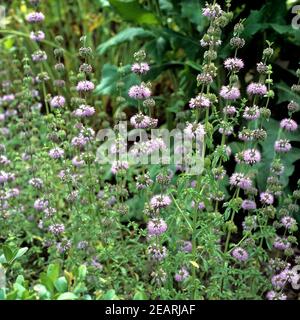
275, 81, 300, 104
97, 27, 154, 55
159, 0, 173, 11
6, 290, 18, 300
161, 28, 199, 59
243, 8, 268, 39
96, 63, 118, 95
109, 0, 159, 25
0, 255, 7, 264
95, 63, 138, 96
243, 1, 292, 42
14, 247, 28, 260
47, 264, 60, 282
54, 277, 68, 293
133, 291, 148, 300
13, 283, 26, 298
2, 37, 15, 49
0, 288, 6, 300
57, 292, 78, 300
102, 289, 119, 300
98, 0, 110, 7
34, 284, 50, 299
2, 246, 14, 263
40, 274, 55, 293
257, 118, 300, 190
77, 265, 87, 281
15, 275, 25, 285
180, 0, 206, 32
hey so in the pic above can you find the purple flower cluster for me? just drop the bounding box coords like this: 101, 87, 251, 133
26, 12, 45, 23
281, 216, 296, 229
50, 95, 66, 108
131, 62, 150, 74
174, 267, 190, 282
73, 105, 95, 118
32, 50, 47, 62
49, 147, 64, 159
49, 223, 65, 235
76, 80, 95, 92
130, 113, 158, 129
223, 105, 237, 116
30, 31, 45, 42
189, 94, 210, 109
243, 149, 261, 165
247, 82, 267, 96
232, 247, 249, 261
29, 177, 44, 189
202, 3, 223, 18
34, 198, 49, 211
150, 195, 172, 210
111, 160, 129, 174
147, 245, 167, 261
229, 173, 252, 190
243, 105, 260, 120
273, 237, 291, 250
128, 84, 151, 100
147, 218, 168, 236
224, 58, 244, 71
260, 192, 274, 205
184, 122, 206, 139
241, 199, 257, 211
274, 139, 292, 153
280, 118, 298, 132
220, 86, 240, 100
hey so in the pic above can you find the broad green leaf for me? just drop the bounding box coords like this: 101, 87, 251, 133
243, 8, 268, 39
5, 290, 18, 300
109, 0, 159, 25
161, 28, 199, 59
47, 264, 60, 282
159, 0, 173, 11
243, 0, 286, 38
98, 0, 110, 7
2, 246, 14, 263
275, 81, 300, 104
54, 277, 68, 293
102, 289, 119, 300
34, 284, 50, 299
180, 0, 206, 32
133, 291, 148, 300
57, 292, 78, 300
95, 63, 139, 96
0, 288, 6, 300
0, 255, 7, 264
14, 247, 28, 260
77, 265, 87, 281
13, 283, 26, 298
40, 274, 55, 293
3, 37, 15, 49
15, 275, 25, 285
185, 60, 202, 72
97, 27, 154, 55
257, 118, 300, 190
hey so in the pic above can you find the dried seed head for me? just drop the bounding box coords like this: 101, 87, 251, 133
230, 37, 245, 49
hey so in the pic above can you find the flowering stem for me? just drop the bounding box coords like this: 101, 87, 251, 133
170, 194, 193, 231
224, 188, 240, 252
